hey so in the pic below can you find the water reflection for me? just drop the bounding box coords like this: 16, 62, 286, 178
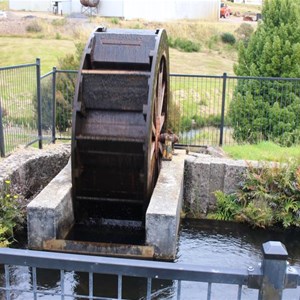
1, 219, 300, 299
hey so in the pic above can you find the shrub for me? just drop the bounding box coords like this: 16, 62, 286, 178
0, 180, 24, 246
212, 191, 240, 221
168, 37, 200, 52
221, 32, 236, 45
234, 23, 254, 45
26, 21, 43, 33
230, 81, 300, 145
231, 0, 300, 145
37, 42, 84, 133
180, 116, 193, 131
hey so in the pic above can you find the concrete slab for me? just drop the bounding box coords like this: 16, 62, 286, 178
27, 160, 74, 249
146, 150, 186, 260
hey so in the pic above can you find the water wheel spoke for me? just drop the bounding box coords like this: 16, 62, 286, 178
158, 142, 163, 154
150, 141, 155, 160
159, 114, 165, 132
152, 122, 156, 136
157, 72, 165, 118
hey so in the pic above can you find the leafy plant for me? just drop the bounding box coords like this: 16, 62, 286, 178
211, 191, 240, 221
212, 161, 300, 229
221, 32, 236, 45
0, 180, 24, 246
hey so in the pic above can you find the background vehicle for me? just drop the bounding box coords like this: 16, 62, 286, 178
220, 2, 232, 18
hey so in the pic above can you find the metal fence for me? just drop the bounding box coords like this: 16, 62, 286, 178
0, 241, 299, 299
1, 60, 300, 157
0, 59, 42, 157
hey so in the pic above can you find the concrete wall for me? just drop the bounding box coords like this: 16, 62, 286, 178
9, 0, 53, 12
27, 160, 74, 249
123, 0, 220, 21
9, 0, 219, 21
0, 144, 70, 199
70, 0, 124, 17
234, 0, 262, 4
146, 150, 185, 260
184, 153, 260, 215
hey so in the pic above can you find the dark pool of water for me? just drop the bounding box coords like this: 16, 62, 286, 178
1, 219, 300, 299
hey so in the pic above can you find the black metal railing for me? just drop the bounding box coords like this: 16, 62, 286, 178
1, 60, 300, 157
0, 241, 299, 299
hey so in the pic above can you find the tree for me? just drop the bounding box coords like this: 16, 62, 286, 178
229, 0, 300, 145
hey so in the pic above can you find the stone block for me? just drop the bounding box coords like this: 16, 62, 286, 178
223, 160, 247, 194
27, 160, 74, 249
146, 150, 185, 260
193, 157, 211, 214
208, 160, 225, 210
0, 144, 70, 197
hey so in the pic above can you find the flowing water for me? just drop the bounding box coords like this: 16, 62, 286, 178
1, 219, 300, 300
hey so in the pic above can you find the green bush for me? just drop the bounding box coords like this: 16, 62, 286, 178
234, 23, 254, 46
32, 44, 81, 132
0, 180, 24, 246
231, 0, 300, 145
230, 81, 300, 145
168, 37, 200, 52
180, 116, 193, 131
212, 191, 240, 221
221, 32, 236, 45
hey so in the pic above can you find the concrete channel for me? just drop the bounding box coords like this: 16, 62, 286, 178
0, 145, 257, 261
27, 150, 186, 261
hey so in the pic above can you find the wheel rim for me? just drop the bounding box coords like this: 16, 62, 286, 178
147, 55, 168, 197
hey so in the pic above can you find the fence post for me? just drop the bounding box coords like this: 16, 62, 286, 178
219, 72, 227, 147
0, 102, 5, 157
259, 241, 288, 300
52, 67, 57, 144
36, 58, 43, 149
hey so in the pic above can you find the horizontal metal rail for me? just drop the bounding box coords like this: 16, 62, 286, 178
0, 62, 37, 71
0, 248, 249, 284
0, 242, 299, 300
170, 73, 300, 81
2, 60, 300, 157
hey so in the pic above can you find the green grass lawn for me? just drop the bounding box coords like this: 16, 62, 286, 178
223, 141, 300, 162
0, 37, 235, 75
169, 48, 235, 75
0, 37, 76, 74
